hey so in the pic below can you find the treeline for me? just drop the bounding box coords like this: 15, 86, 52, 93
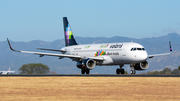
146, 66, 180, 74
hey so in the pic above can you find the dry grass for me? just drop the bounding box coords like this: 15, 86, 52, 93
0, 77, 180, 101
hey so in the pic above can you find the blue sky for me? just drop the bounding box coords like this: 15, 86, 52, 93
1, 0, 180, 42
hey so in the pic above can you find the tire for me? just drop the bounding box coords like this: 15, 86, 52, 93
121, 69, 124, 74
116, 68, 120, 74
86, 69, 90, 74
131, 70, 133, 74
131, 70, 136, 74
81, 69, 85, 74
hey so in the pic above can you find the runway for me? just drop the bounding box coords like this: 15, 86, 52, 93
0, 74, 180, 77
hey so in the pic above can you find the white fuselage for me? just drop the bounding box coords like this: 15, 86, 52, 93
61, 42, 148, 65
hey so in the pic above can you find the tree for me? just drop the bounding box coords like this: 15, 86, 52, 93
153, 71, 160, 74
19, 63, 50, 74
171, 69, 179, 74
178, 66, 180, 71
124, 71, 128, 74
162, 68, 172, 74
147, 71, 154, 74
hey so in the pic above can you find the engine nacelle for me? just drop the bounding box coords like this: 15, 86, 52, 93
76, 62, 83, 69
83, 59, 96, 70
134, 61, 149, 70
76, 59, 96, 70
84, 59, 97, 70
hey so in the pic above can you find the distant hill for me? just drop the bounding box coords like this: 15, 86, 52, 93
0, 33, 180, 74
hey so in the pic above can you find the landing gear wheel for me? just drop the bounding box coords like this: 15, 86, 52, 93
116, 68, 121, 74
81, 69, 85, 74
86, 69, 90, 74
121, 69, 124, 74
131, 70, 136, 74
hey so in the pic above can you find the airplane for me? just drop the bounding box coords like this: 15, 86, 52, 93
7, 17, 172, 74
0, 68, 15, 74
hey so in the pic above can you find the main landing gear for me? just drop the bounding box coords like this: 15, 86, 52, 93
116, 65, 125, 74
81, 69, 90, 74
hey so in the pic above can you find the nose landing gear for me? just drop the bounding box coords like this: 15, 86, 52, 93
130, 64, 136, 74
131, 70, 136, 74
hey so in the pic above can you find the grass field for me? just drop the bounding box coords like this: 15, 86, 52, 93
0, 77, 180, 101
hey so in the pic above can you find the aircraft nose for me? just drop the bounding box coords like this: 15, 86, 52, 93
132, 52, 148, 62
140, 52, 148, 61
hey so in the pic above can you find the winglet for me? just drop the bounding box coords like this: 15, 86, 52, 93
7, 38, 21, 52
7, 38, 14, 51
169, 41, 172, 52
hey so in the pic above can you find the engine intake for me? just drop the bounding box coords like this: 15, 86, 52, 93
134, 61, 149, 70
83, 59, 96, 70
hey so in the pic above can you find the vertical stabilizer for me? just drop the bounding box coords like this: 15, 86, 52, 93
63, 17, 78, 46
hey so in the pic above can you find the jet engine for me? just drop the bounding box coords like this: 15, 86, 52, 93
76, 59, 96, 70
83, 59, 96, 70
134, 61, 149, 70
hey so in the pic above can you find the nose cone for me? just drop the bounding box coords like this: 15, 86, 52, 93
139, 52, 148, 61
131, 51, 148, 62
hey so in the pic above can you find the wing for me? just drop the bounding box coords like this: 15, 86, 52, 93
7, 38, 104, 61
36, 48, 67, 53
148, 53, 172, 58
148, 41, 172, 59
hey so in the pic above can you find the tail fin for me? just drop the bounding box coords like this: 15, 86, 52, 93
63, 17, 78, 46
8, 68, 10, 71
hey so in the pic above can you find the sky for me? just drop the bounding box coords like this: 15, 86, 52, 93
1, 0, 180, 42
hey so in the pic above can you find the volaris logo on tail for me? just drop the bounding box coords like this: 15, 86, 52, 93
65, 24, 73, 43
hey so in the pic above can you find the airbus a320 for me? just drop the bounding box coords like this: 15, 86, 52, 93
7, 17, 172, 74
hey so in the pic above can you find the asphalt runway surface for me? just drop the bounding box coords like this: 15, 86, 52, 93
0, 74, 180, 77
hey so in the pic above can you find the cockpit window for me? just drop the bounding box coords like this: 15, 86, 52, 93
130, 47, 145, 51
